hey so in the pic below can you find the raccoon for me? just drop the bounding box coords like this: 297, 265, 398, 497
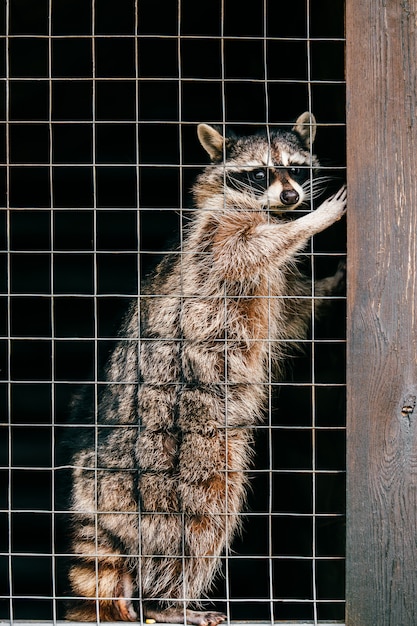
67, 112, 346, 625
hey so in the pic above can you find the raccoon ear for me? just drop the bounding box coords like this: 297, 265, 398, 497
197, 124, 225, 161
292, 112, 317, 149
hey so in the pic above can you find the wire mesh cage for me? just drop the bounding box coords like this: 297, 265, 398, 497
0, 0, 346, 623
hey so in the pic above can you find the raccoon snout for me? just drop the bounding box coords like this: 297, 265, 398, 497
280, 189, 299, 206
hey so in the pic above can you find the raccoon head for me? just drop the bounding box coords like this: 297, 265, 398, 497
196, 112, 319, 213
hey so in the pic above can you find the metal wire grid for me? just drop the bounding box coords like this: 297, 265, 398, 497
0, 0, 346, 623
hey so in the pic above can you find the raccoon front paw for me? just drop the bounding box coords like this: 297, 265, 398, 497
333, 259, 346, 292
294, 184, 346, 239
318, 184, 347, 221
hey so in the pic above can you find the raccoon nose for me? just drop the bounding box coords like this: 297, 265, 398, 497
280, 189, 299, 206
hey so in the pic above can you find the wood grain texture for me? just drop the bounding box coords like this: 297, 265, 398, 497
346, 0, 417, 624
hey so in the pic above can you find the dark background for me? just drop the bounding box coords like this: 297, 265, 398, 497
0, 0, 346, 621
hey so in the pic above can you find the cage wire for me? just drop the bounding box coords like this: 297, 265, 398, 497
0, 0, 346, 624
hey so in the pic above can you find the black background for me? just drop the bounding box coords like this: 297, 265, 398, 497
0, 0, 346, 621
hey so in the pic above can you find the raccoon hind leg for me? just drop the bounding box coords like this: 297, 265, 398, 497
143, 605, 226, 626
67, 561, 137, 622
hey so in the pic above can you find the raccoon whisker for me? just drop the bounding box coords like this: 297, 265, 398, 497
225, 172, 263, 198
180, 211, 194, 222
302, 176, 334, 200
313, 178, 334, 188
302, 175, 334, 190
225, 172, 250, 192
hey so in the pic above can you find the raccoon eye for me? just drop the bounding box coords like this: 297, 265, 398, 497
250, 169, 267, 182
289, 167, 301, 177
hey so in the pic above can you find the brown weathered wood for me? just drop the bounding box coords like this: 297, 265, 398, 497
346, 0, 417, 624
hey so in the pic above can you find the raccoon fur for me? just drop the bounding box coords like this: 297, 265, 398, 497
66, 112, 346, 625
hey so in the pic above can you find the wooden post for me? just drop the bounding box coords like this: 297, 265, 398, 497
346, 0, 417, 624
